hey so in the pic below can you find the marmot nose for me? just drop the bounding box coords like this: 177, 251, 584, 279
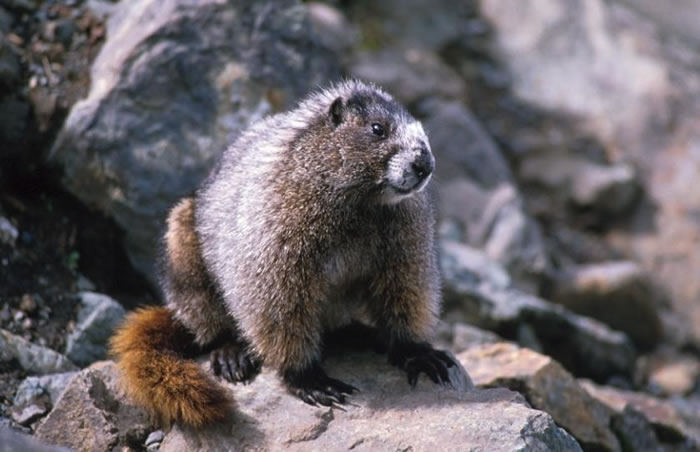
411, 148, 435, 181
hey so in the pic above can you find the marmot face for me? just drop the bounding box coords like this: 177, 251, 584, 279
323, 86, 435, 205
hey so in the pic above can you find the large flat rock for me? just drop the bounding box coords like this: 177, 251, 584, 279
160, 351, 581, 451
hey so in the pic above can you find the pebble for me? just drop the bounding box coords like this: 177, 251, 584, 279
12, 403, 48, 426
20, 294, 38, 313
0, 216, 19, 245
145, 430, 164, 451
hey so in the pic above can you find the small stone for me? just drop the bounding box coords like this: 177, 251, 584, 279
145, 430, 164, 451
12, 403, 49, 426
0, 328, 77, 374
649, 359, 700, 396
0, 216, 19, 246
20, 294, 38, 314
0, 303, 10, 321
64, 292, 126, 366
13, 372, 78, 407
13, 310, 25, 322
22, 317, 33, 330
75, 274, 96, 292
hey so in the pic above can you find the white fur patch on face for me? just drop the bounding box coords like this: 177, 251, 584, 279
381, 119, 433, 205
397, 121, 429, 150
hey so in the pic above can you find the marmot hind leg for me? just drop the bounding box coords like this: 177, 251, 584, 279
163, 197, 262, 385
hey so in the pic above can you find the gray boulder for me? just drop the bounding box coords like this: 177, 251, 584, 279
64, 292, 126, 366
35, 362, 150, 452
50, 0, 341, 280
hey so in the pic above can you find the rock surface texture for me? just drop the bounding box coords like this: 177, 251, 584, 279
159, 352, 581, 452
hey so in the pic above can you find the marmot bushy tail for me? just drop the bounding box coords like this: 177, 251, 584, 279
109, 306, 232, 427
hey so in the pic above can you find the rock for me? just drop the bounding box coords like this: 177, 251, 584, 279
459, 343, 621, 452
13, 372, 78, 408
520, 154, 639, 214
74, 274, 97, 292
615, 0, 700, 46
19, 294, 37, 314
648, 357, 700, 397
476, 0, 700, 346
28, 87, 57, 133
422, 100, 512, 189
12, 403, 49, 426
345, 0, 476, 51
50, 0, 341, 280
610, 405, 663, 452
0, 34, 19, 87
451, 322, 502, 353
350, 48, 465, 106
307, 2, 356, 53
64, 292, 126, 366
0, 427, 71, 452
440, 241, 511, 291
0, 7, 13, 33
1, 0, 38, 11
423, 100, 549, 289
0, 329, 77, 374
552, 261, 663, 349
441, 249, 636, 381
581, 379, 700, 445
0, 98, 31, 149
160, 351, 580, 451
35, 361, 150, 452
478, 0, 670, 140
145, 430, 164, 451
0, 216, 18, 246
669, 396, 700, 449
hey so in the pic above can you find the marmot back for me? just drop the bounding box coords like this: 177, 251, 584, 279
111, 80, 458, 428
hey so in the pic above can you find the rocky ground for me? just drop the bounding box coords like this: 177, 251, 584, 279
1, 0, 700, 451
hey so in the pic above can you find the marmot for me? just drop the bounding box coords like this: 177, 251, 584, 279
110, 80, 457, 428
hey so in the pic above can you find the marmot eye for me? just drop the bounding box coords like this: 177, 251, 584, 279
371, 123, 385, 137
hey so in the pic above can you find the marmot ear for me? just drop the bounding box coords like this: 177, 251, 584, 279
330, 97, 344, 127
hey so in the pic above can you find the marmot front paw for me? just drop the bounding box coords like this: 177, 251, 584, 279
210, 342, 262, 384
389, 341, 457, 387
283, 362, 358, 407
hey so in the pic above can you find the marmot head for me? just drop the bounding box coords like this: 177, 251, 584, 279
300, 80, 434, 205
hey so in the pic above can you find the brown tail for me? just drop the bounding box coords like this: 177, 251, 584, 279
109, 306, 232, 428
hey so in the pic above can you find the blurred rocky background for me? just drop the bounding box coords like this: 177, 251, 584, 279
1, 0, 700, 450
